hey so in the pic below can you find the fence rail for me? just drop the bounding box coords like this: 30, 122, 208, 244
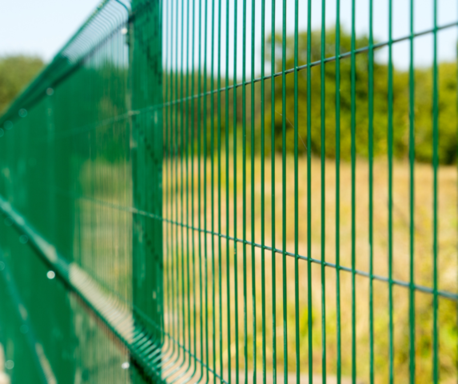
0, 0, 457, 383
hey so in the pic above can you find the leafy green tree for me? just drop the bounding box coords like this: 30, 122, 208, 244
264, 28, 457, 164
0, 55, 44, 114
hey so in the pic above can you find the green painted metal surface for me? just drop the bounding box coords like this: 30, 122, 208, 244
0, 0, 458, 383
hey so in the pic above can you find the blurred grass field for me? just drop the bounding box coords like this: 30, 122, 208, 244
160, 153, 458, 383
75, 152, 458, 383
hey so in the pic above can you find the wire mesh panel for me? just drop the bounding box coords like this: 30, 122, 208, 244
0, 0, 457, 383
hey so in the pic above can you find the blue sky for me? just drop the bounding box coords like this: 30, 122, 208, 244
0, 0, 101, 60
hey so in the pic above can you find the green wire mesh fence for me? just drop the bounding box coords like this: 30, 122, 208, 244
0, 0, 457, 383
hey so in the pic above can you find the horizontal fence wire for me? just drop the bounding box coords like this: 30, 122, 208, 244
0, 0, 457, 383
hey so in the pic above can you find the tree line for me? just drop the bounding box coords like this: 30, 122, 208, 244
2, 28, 457, 164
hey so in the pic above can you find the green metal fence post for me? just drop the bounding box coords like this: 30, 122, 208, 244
44, 89, 77, 383
130, 0, 163, 381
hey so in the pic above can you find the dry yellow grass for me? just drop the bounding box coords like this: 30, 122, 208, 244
76, 154, 458, 383
162, 154, 458, 383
